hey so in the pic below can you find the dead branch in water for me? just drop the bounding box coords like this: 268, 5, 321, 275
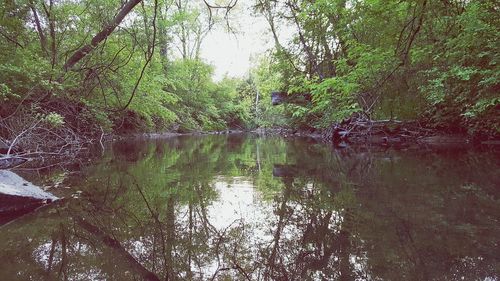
322, 116, 438, 145
0, 107, 91, 168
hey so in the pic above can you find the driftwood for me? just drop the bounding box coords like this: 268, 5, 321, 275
0, 170, 57, 200
321, 117, 471, 146
0, 157, 28, 169
0, 106, 90, 169
0, 170, 57, 225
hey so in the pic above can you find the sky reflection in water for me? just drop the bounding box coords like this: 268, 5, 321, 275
0, 134, 499, 280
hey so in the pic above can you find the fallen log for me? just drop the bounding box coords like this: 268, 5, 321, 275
0, 156, 28, 169
322, 117, 471, 146
0, 170, 57, 225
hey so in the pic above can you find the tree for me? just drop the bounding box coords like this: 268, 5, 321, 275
253, 0, 499, 135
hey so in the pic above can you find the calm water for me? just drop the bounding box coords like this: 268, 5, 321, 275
1, 134, 499, 281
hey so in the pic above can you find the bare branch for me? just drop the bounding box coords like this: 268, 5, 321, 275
203, 0, 238, 29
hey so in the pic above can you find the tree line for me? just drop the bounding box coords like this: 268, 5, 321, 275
253, 0, 499, 136
0, 0, 498, 158
0, 0, 258, 158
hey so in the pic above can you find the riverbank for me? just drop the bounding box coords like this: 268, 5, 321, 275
2, 119, 499, 170
252, 118, 500, 148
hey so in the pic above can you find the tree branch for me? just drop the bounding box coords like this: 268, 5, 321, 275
120, 0, 158, 111
30, 3, 48, 56
63, 0, 143, 71
0, 27, 24, 48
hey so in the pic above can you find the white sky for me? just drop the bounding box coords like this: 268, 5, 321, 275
199, 1, 276, 80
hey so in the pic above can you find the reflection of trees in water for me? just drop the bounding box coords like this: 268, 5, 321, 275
67, 135, 262, 280
256, 172, 360, 280
0, 136, 499, 280
262, 146, 500, 280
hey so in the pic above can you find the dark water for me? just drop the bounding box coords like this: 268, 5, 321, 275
1, 134, 499, 281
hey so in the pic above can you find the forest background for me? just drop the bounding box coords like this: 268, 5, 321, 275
0, 0, 498, 156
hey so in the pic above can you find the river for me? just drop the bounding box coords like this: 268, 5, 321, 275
0, 134, 499, 280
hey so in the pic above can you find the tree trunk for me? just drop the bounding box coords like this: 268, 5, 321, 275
63, 0, 143, 71
30, 5, 48, 56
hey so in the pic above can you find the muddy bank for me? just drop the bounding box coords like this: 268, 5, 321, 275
253, 118, 500, 148
128, 129, 248, 139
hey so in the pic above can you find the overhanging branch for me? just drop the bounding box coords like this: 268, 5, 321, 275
63, 0, 143, 71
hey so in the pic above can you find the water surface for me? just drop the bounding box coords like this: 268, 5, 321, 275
1, 134, 499, 280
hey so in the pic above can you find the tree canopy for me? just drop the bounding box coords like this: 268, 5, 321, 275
0, 0, 498, 156
253, 0, 499, 135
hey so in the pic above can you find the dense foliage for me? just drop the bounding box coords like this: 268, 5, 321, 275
253, 0, 499, 135
0, 0, 254, 157
0, 0, 498, 156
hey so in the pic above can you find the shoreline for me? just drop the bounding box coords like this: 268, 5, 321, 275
250, 122, 500, 148
2, 121, 499, 170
